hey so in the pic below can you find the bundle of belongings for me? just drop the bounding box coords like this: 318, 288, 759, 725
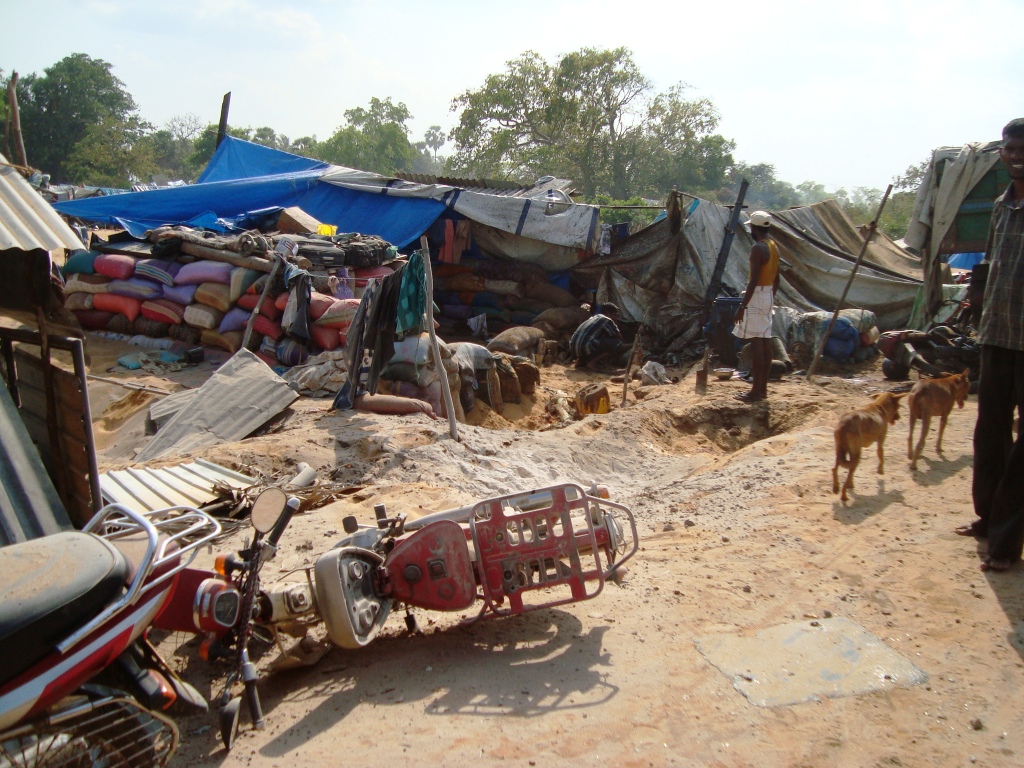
432, 259, 579, 339
60, 222, 400, 370
876, 327, 980, 381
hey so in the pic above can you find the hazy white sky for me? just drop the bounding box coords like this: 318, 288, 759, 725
4, 0, 1022, 192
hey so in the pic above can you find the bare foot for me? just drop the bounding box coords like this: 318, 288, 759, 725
955, 521, 987, 538
733, 392, 765, 403
980, 558, 1013, 572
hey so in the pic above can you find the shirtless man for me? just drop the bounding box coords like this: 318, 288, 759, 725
732, 210, 781, 403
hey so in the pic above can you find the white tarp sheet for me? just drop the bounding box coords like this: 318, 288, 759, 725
320, 166, 600, 252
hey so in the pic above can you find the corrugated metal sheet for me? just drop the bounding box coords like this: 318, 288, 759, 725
100, 459, 256, 513
0, 376, 72, 546
0, 152, 84, 252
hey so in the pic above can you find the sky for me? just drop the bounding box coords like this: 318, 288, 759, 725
3, 0, 1022, 193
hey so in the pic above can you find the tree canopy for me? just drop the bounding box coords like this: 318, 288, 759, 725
11, 53, 142, 183
449, 47, 734, 201
1, 51, 929, 239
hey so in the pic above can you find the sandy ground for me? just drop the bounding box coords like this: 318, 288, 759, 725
81, 336, 1024, 768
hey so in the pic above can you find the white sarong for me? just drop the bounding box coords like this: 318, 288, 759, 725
733, 285, 773, 339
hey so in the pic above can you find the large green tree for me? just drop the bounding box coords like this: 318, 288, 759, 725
317, 97, 418, 174
13, 53, 141, 182
449, 47, 733, 200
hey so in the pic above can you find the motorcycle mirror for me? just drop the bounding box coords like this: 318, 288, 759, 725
251, 488, 288, 535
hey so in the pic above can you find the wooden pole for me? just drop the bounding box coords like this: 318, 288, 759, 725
806, 185, 893, 380
420, 236, 458, 440
242, 254, 282, 351
179, 240, 275, 272
216, 92, 231, 148
7, 72, 28, 167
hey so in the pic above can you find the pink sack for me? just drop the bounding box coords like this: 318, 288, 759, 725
93, 253, 137, 280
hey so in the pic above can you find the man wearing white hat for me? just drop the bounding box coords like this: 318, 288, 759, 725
732, 210, 781, 403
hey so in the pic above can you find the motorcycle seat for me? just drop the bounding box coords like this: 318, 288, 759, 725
0, 531, 130, 685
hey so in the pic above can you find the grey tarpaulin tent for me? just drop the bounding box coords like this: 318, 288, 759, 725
573, 196, 923, 348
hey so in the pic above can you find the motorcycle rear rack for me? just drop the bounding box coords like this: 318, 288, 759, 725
465, 483, 638, 622
57, 505, 221, 653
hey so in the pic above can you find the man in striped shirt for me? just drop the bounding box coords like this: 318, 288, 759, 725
569, 303, 626, 370
956, 118, 1024, 572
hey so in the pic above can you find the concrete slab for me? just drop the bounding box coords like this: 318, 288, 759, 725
695, 616, 927, 707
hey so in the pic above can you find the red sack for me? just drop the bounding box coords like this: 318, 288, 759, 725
253, 314, 283, 341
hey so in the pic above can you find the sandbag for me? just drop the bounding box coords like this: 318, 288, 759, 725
61, 250, 99, 276
134, 317, 170, 338
141, 299, 185, 325
532, 306, 589, 331
108, 278, 163, 301
354, 392, 434, 417
169, 323, 202, 345
175, 260, 233, 286
482, 279, 524, 298
310, 323, 342, 351
380, 361, 440, 388
65, 293, 93, 312
72, 310, 114, 330
93, 293, 142, 322
218, 306, 252, 333
105, 314, 136, 335
65, 273, 111, 294
236, 292, 283, 320
308, 292, 336, 321
315, 298, 361, 327
253, 315, 284, 341
526, 281, 577, 308
163, 283, 198, 305
450, 342, 495, 372
487, 326, 546, 356
93, 253, 137, 280
183, 303, 224, 330
194, 283, 233, 313
201, 329, 243, 354
229, 267, 260, 302
509, 357, 540, 395
134, 258, 181, 286
440, 273, 486, 292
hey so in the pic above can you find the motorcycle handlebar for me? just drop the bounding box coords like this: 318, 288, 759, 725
266, 497, 300, 549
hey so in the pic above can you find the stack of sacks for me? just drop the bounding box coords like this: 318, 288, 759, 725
378, 332, 464, 421
61, 249, 366, 368
432, 260, 578, 335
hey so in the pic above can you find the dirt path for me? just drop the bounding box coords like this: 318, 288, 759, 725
86, 349, 1022, 767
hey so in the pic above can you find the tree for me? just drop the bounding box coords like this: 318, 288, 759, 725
423, 125, 445, 162
318, 97, 418, 174
13, 53, 140, 181
449, 47, 733, 200
65, 114, 154, 187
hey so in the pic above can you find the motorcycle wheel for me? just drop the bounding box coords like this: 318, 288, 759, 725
0, 694, 177, 768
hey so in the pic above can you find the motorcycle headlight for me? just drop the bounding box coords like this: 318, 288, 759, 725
194, 578, 241, 634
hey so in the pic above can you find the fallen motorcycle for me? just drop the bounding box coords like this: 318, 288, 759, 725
178, 482, 637, 748
0, 503, 222, 768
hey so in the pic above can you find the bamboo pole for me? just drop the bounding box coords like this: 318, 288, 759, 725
242, 254, 282, 351
420, 236, 458, 440
806, 185, 893, 380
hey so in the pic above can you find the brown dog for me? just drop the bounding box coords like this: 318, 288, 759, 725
833, 392, 906, 502
907, 369, 970, 470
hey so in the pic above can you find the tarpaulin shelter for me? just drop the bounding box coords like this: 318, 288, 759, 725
52, 137, 601, 260
574, 194, 924, 347
904, 140, 1006, 322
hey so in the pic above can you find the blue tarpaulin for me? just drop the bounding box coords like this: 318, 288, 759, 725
54, 137, 446, 248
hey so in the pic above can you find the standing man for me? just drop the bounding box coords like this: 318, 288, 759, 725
956, 118, 1024, 572
732, 210, 781, 403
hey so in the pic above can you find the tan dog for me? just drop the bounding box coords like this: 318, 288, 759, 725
833, 392, 906, 502
907, 369, 970, 470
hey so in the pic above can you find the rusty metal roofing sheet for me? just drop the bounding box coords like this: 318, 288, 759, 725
100, 459, 256, 512
0, 153, 84, 252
